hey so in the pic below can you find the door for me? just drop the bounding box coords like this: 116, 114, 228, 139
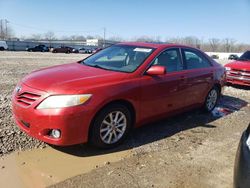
181, 48, 214, 106
139, 48, 188, 121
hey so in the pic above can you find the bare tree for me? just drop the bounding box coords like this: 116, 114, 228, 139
31, 34, 42, 40
134, 35, 162, 42
86, 35, 95, 39
167, 37, 182, 44
108, 36, 123, 42
66, 35, 86, 41
223, 38, 236, 52
209, 38, 220, 52
44, 31, 56, 41
183, 36, 197, 47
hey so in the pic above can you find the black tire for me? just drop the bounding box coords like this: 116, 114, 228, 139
204, 87, 220, 112
89, 104, 132, 148
0, 47, 4, 51
53, 50, 57, 53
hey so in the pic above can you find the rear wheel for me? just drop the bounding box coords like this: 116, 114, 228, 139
90, 104, 132, 148
0, 47, 4, 51
204, 87, 219, 112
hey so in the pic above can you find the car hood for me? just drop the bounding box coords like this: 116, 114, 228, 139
22, 63, 128, 93
225, 60, 250, 71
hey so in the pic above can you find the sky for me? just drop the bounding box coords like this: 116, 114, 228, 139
0, 0, 250, 43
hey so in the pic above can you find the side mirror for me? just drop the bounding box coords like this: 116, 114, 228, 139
146, 65, 166, 76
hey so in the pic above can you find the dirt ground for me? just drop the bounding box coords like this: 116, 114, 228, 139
0, 51, 250, 188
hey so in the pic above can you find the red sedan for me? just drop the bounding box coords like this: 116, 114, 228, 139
12, 42, 225, 148
225, 51, 250, 86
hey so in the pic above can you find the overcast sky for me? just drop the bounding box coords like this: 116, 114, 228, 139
0, 0, 250, 43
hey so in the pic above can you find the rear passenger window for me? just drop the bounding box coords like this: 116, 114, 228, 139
152, 49, 183, 73
183, 49, 211, 69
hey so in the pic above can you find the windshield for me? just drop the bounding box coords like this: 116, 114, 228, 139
81, 45, 155, 73
238, 51, 250, 61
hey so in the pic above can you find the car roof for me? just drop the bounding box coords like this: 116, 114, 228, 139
117, 42, 193, 49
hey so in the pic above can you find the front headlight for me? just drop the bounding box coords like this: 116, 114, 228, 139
225, 67, 231, 71
37, 94, 92, 109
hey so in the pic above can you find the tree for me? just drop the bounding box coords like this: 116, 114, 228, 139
223, 38, 236, 52
108, 36, 123, 42
44, 31, 56, 41
86, 35, 95, 39
31, 34, 42, 40
209, 38, 220, 52
134, 35, 162, 42
68, 35, 86, 41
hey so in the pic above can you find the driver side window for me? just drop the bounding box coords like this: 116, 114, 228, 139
152, 49, 183, 73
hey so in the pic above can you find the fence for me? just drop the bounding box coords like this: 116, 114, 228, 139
5, 40, 96, 51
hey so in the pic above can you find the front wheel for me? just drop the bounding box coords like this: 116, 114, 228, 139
90, 104, 132, 148
204, 87, 219, 112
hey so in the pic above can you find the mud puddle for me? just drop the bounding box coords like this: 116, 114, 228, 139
211, 98, 248, 118
0, 146, 132, 188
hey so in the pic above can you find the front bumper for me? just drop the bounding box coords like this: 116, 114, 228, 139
234, 131, 250, 188
11, 84, 94, 146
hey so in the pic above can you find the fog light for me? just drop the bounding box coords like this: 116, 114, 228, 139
51, 129, 61, 138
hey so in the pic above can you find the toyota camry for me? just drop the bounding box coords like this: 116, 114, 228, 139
12, 42, 225, 148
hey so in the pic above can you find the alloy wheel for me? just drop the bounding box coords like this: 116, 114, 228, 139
206, 89, 218, 111
100, 111, 127, 144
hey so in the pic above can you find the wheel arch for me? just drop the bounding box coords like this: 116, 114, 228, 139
213, 83, 222, 96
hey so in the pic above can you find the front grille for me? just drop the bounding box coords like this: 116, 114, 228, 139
16, 92, 41, 107
227, 69, 250, 82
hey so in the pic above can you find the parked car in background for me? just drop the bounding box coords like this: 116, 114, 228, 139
225, 51, 250, 86
78, 47, 93, 54
211, 54, 219, 59
234, 123, 250, 188
12, 42, 225, 148
27, 45, 49, 52
228, 54, 239, 60
0, 40, 8, 51
92, 47, 103, 54
52, 46, 79, 53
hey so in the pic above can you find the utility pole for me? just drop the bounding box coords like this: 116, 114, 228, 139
5, 19, 9, 40
103, 27, 106, 48
0, 19, 3, 40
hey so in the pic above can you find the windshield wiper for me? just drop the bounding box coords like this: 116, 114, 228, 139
91, 64, 107, 69
82, 61, 108, 70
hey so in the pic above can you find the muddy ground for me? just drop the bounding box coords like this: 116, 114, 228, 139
0, 51, 249, 188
